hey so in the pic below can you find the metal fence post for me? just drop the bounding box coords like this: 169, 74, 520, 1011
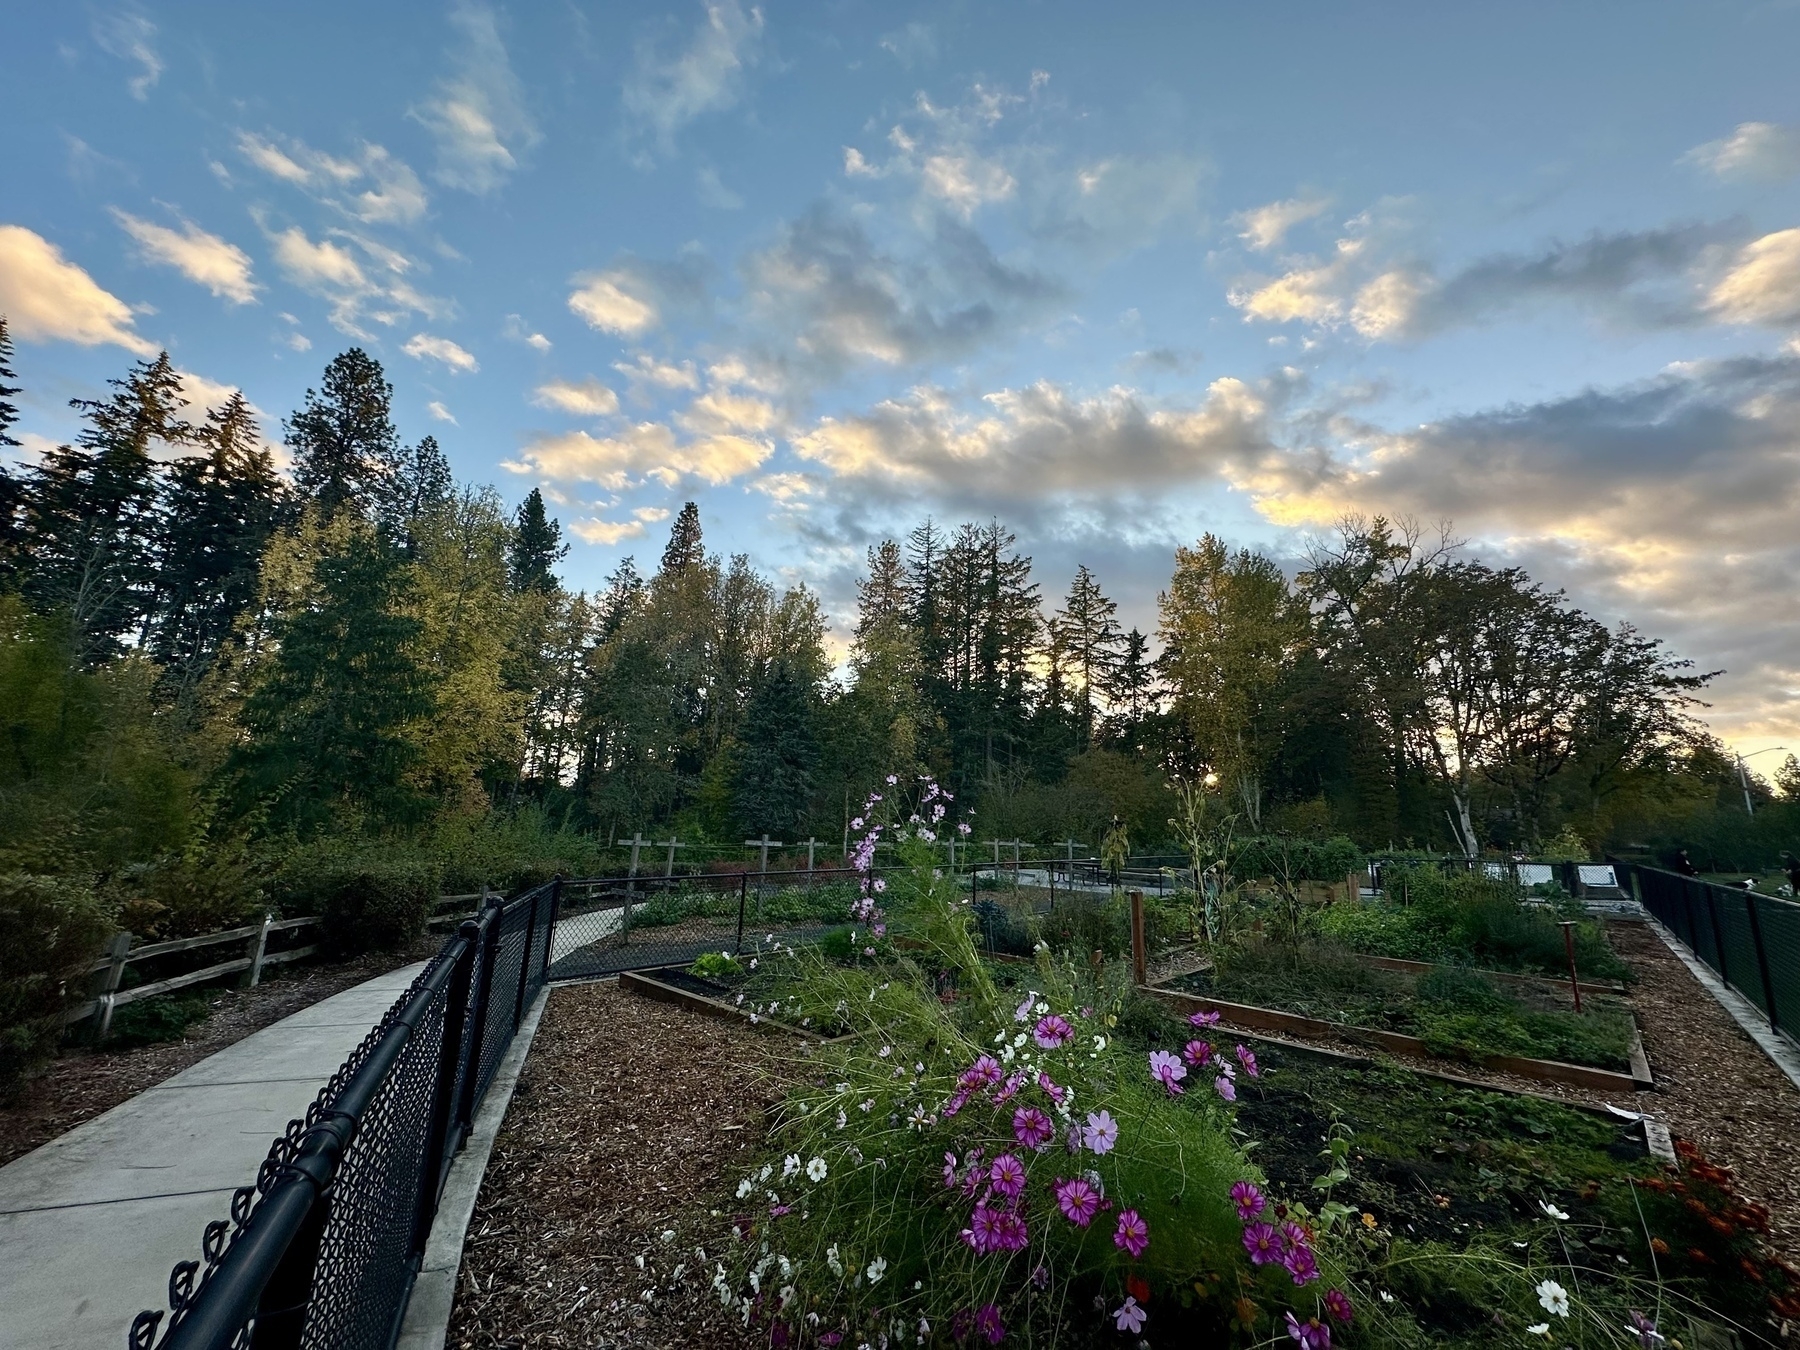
1680, 879, 1699, 951
1129, 890, 1147, 987
1743, 891, 1780, 1031
1704, 885, 1730, 986
543, 876, 563, 981
412, 928, 477, 1263
513, 888, 542, 1031
734, 872, 748, 955
455, 907, 500, 1134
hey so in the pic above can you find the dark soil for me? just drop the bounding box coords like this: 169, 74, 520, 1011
0, 938, 440, 1167
446, 980, 787, 1349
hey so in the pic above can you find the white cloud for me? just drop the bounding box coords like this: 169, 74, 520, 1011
92, 7, 161, 100
696, 164, 744, 210
237, 132, 429, 226
921, 154, 1016, 217
1707, 229, 1800, 326
569, 271, 659, 334
269, 225, 366, 291
427, 400, 457, 423
1683, 122, 1800, 182
614, 352, 700, 394
285, 331, 312, 352
571, 516, 648, 545
0, 224, 154, 354
622, 0, 766, 153
509, 420, 771, 489
504, 313, 552, 351
111, 209, 259, 305
412, 1, 540, 193
632, 504, 671, 523
532, 376, 620, 416
261, 221, 443, 337
879, 22, 937, 68
403, 333, 479, 373
1233, 196, 1330, 251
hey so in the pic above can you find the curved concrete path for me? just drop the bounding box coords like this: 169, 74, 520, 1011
0, 962, 426, 1350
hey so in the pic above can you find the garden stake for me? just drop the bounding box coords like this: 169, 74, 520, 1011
1558, 919, 1583, 1012
1130, 889, 1147, 987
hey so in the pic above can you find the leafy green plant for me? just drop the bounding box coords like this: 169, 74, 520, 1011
106, 991, 213, 1047
689, 950, 744, 980
0, 872, 118, 1090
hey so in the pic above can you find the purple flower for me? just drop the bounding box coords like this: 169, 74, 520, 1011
961, 1055, 1003, 1090
1113, 1296, 1147, 1333
1064, 1122, 1084, 1153
1285, 1312, 1331, 1349
1182, 1039, 1212, 1068
1114, 1208, 1150, 1258
974, 1303, 1005, 1345
989, 1210, 1029, 1251
1013, 1106, 1054, 1151
942, 1088, 969, 1118
1281, 1221, 1311, 1252
994, 1073, 1023, 1105
769, 1203, 791, 1217
1014, 992, 1036, 1022
1282, 1242, 1320, 1285
1189, 1009, 1221, 1027
1323, 1289, 1354, 1325
1242, 1222, 1281, 1265
1235, 1044, 1260, 1079
1054, 1176, 1100, 1227
1627, 1311, 1663, 1349
1081, 1110, 1119, 1155
1034, 1014, 1073, 1048
1230, 1180, 1265, 1223
1036, 1071, 1066, 1106
963, 1204, 1001, 1254
1148, 1049, 1187, 1095
1214, 1074, 1237, 1102
989, 1153, 1027, 1199
943, 1152, 959, 1189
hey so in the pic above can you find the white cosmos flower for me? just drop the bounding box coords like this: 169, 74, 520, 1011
806, 1156, 829, 1182
1538, 1200, 1570, 1220
866, 1256, 887, 1283
1526, 1325, 1550, 1337
1536, 1279, 1570, 1317
782, 1155, 800, 1177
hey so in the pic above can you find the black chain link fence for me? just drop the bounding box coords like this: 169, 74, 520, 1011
1617, 861, 1800, 1039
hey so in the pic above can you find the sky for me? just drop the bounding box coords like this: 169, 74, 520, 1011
3, 1, 1798, 764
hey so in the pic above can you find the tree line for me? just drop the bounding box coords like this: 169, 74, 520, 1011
0, 321, 1789, 903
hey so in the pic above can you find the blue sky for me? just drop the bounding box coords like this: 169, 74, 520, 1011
4, 1, 1799, 758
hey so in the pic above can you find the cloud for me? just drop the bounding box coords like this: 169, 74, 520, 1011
403, 333, 479, 373
622, 0, 766, 154
879, 22, 937, 67
571, 516, 649, 545
532, 376, 620, 416
236, 132, 429, 225
568, 271, 659, 334
503, 313, 551, 351
1683, 122, 1800, 182
1706, 229, 1800, 326
427, 400, 457, 423
261, 220, 442, 337
1230, 216, 1739, 339
92, 7, 161, 100
633, 504, 671, 523
921, 154, 1016, 217
696, 164, 744, 210
111, 209, 259, 304
1233, 196, 1330, 251
509, 420, 771, 489
0, 224, 154, 354
269, 225, 366, 291
411, 1, 540, 193
614, 352, 700, 395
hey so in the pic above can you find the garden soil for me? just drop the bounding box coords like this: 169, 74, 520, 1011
0, 938, 441, 1168
445, 980, 782, 1350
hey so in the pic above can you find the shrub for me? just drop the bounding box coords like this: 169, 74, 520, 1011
0, 873, 117, 1090
115, 851, 264, 940
1230, 834, 1367, 883
106, 992, 213, 1047
273, 847, 441, 954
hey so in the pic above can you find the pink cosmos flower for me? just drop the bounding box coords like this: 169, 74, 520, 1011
1189, 1009, 1221, 1027
1034, 1014, 1073, 1048
1113, 1296, 1147, 1333
961, 1055, 1003, 1090
1243, 1221, 1281, 1265
1055, 1176, 1100, 1226
1014, 992, 1036, 1022
1285, 1311, 1331, 1349
943, 1153, 960, 1188
1182, 1039, 1212, 1068
1036, 1071, 1067, 1106
963, 1204, 1001, 1254
1283, 1242, 1320, 1285
989, 1210, 1028, 1251
942, 1089, 969, 1118
1114, 1208, 1150, 1258
994, 1073, 1023, 1105
1323, 1289, 1354, 1324
974, 1304, 1005, 1345
1281, 1220, 1311, 1251
1081, 1109, 1119, 1155
1214, 1074, 1237, 1102
1013, 1106, 1055, 1151
1230, 1180, 1265, 1223
1148, 1049, 1187, 1095
989, 1153, 1027, 1199
1235, 1044, 1260, 1079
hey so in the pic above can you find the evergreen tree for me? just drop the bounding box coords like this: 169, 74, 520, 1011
596, 557, 644, 639
509, 487, 567, 593
660, 501, 704, 573
285, 349, 402, 518
733, 657, 820, 835
20, 352, 194, 659
147, 391, 286, 696
0, 318, 25, 582
379, 434, 453, 542
0, 317, 20, 447
225, 528, 436, 835
1051, 564, 1124, 751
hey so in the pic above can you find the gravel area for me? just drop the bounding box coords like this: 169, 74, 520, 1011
0, 940, 439, 1168
447, 980, 784, 1350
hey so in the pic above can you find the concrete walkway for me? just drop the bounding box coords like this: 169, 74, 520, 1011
0, 962, 426, 1350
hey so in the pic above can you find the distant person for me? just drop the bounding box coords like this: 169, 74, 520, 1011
1672, 850, 1699, 877
1782, 852, 1800, 896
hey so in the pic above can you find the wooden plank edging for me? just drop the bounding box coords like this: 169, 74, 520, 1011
1360, 954, 1626, 996
1144, 985, 1650, 1094
617, 969, 851, 1043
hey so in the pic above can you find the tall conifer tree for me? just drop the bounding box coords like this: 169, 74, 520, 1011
285, 349, 401, 518
509, 487, 567, 593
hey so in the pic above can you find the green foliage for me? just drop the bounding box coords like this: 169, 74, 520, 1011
271, 843, 441, 954
1230, 833, 1366, 882
688, 951, 743, 980
105, 992, 213, 1048
427, 806, 606, 894
0, 873, 117, 1089
116, 850, 263, 940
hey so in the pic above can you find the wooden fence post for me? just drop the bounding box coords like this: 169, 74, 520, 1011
247, 912, 273, 987
95, 931, 132, 1040
1129, 890, 1146, 987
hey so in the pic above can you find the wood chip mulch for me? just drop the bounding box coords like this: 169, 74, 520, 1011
0, 940, 440, 1168
447, 981, 787, 1350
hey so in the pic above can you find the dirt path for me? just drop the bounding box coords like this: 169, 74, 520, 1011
0, 940, 438, 1168
447, 981, 782, 1350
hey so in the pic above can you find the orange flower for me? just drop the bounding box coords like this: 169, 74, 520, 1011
1650, 1238, 1670, 1255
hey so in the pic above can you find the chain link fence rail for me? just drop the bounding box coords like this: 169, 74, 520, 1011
1616, 861, 1800, 1043
128, 880, 562, 1350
